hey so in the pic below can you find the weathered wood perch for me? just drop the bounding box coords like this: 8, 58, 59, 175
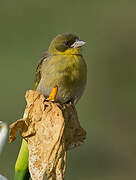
9, 90, 86, 180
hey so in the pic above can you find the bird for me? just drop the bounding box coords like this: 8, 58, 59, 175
14, 33, 87, 180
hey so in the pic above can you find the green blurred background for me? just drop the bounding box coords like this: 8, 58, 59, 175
0, 0, 136, 179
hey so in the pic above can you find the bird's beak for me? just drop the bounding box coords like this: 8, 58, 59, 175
71, 40, 86, 48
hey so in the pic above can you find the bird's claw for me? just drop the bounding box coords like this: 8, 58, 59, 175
46, 86, 58, 102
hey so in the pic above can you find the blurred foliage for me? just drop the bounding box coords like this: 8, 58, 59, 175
0, 0, 136, 179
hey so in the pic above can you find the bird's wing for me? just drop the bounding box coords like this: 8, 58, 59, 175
34, 52, 48, 90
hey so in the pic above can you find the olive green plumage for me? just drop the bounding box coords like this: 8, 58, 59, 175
15, 33, 87, 180
35, 33, 87, 104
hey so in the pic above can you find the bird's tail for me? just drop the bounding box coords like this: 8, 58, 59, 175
14, 139, 30, 180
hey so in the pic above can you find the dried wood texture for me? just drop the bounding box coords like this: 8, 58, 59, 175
9, 90, 86, 180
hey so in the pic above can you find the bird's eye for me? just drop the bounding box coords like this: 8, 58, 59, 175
64, 41, 71, 47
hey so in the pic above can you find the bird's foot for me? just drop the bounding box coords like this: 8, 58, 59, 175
46, 86, 58, 101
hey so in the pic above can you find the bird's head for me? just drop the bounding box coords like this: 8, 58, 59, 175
48, 33, 86, 55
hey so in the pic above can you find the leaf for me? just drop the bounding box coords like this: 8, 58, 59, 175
0, 174, 8, 180
9, 90, 86, 180
0, 121, 8, 154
